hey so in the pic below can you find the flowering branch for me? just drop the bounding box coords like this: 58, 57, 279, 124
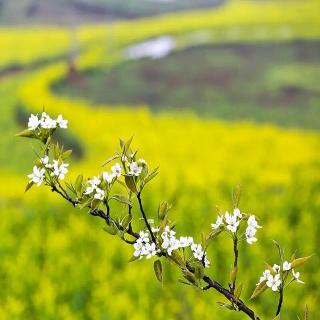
17, 112, 312, 320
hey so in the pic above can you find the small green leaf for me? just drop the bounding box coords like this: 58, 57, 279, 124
111, 194, 131, 206
128, 255, 140, 263
16, 129, 37, 139
91, 199, 100, 210
25, 181, 34, 192
194, 265, 204, 280
206, 228, 223, 245
77, 198, 91, 210
53, 143, 60, 159
102, 154, 119, 167
75, 174, 83, 196
291, 255, 313, 268
158, 201, 171, 220
154, 260, 163, 283
250, 281, 267, 300
182, 270, 197, 286
168, 251, 185, 267
217, 302, 236, 310
230, 266, 237, 283
103, 223, 118, 235
125, 175, 138, 194
121, 215, 132, 229
144, 167, 159, 185
61, 149, 72, 160
234, 283, 243, 300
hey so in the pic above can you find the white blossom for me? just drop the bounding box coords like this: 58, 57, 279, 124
133, 231, 157, 259
283, 261, 292, 271
51, 160, 69, 180
56, 114, 68, 129
257, 269, 271, 285
266, 274, 281, 291
161, 226, 180, 255
94, 188, 105, 200
40, 112, 56, 129
225, 211, 240, 233
28, 114, 40, 130
233, 208, 242, 219
102, 172, 113, 184
245, 215, 261, 244
28, 166, 46, 186
138, 159, 147, 165
211, 215, 223, 230
191, 243, 210, 268
179, 236, 194, 248
84, 185, 95, 195
121, 155, 128, 162
111, 163, 122, 178
129, 162, 142, 176
40, 155, 51, 167
247, 215, 261, 229
272, 264, 280, 273
245, 226, 257, 244
292, 269, 304, 284
89, 176, 101, 186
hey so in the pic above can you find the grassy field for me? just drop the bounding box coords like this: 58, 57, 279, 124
1, 0, 320, 319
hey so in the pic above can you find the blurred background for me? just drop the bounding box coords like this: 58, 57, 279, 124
0, 0, 320, 319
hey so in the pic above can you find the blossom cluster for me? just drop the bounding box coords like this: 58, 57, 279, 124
84, 163, 122, 200
256, 261, 304, 292
28, 155, 69, 186
160, 226, 210, 267
121, 156, 146, 177
133, 226, 210, 267
28, 112, 68, 131
211, 208, 261, 244
133, 231, 158, 259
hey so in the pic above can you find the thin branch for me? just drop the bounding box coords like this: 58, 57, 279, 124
202, 275, 260, 320
230, 234, 239, 293
137, 192, 157, 244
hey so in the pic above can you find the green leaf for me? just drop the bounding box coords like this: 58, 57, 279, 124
103, 223, 118, 235
291, 255, 313, 268
178, 279, 192, 286
217, 302, 236, 311
158, 201, 171, 220
102, 154, 119, 167
128, 255, 139, 263
124, 136, 134, 153
25, 181, 34, 192
111, 194, 131, 206
250, 281, 267, 300
144, 167, 159, 185
234, 283, 243, 300
75, 174, 83, 196
125, 175, 138, 194
230, 266, 237, 284
53, 143, 60, 159
182, 269, 198, 286
91, 199, 100, 210
206, 228, 223, 245
16, 129, 37, 139
194, 265, 204, 280
77, 198, 91, 210
168, 251, 185, 267
154, 260, 163, 283
61, 149, 72, 161
121, 215, 132, 229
